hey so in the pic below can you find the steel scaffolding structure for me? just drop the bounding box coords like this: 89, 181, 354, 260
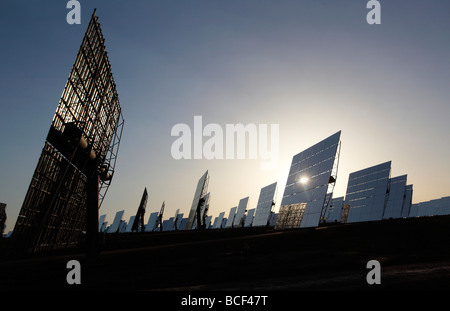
274, 203, 307, 230
320, 140, 341, 223
12, 9, 124, 254
132, 188, 148, 232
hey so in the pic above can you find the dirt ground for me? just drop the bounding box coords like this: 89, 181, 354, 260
1, 215, 450, 293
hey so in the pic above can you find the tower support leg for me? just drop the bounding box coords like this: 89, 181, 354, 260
86, 170, 99, 260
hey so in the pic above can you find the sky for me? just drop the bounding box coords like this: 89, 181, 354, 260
1, 0, 449, 233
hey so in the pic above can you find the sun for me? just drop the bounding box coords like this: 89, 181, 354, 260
299, 176, 309, 185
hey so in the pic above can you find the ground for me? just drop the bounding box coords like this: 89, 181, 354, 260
1, 215, 450, 293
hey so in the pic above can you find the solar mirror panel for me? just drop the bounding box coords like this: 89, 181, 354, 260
126, 216, 135, 232
205, 215, 212, 229
12, 10, 124, 253
244, 208, 256, 227
178, 218, 187, 230
132, 188, 148, 232
269, 212, 278, 226
277, 131, 341, 229
185, 171, 209, 230
233, 197, 249, 228
383, 175, 407, 219
252, 182, 277, 227
98, 214, 106, 232
145, 212, 159, 232
174, 213, 184, 230
108, 210, 124, 233
440, 197, 450, 215
212, 212, 225, 229
100, 221, 108, 232
400, 185, 413, 218
162, 218, 174, 231
345, 161, 391, 223
324, 196, 344, 223
225, 207, 237, 228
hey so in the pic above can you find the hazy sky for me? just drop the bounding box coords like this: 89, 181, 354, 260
1, 0, 449, 232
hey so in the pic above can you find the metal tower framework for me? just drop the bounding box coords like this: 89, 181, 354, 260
12, 9, 124, 254
158, 201, 165, 232
132, 188, 148, 232
274, 203, 307, 230
320, 140, 341, 223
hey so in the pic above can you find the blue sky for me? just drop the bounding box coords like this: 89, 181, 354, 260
1, 0, 449, 232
